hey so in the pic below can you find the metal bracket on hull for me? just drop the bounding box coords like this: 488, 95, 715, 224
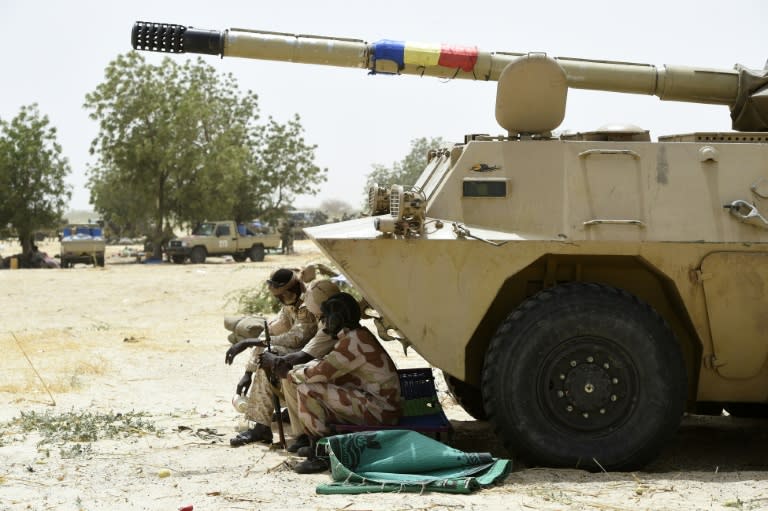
725, 199, 768, 229
451, 223, 509, 247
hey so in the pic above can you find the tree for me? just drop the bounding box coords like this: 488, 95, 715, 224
364, 136, 447, 195
234, 115, 326, 226
0, 104, 71, 258
86, 53, 326, 255
85, 52, 256, 256
318, 198, 358, 222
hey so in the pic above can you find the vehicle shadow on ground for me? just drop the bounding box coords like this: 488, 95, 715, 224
449, 414, 768, 474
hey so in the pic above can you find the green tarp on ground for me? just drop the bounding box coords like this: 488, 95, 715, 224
316, 430, 512, 495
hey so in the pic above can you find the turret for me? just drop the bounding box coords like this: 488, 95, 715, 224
131, 21, 768, 133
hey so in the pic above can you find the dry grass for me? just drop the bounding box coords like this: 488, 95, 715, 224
0, 331, 111, 394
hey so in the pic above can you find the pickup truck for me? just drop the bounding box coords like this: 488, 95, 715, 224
60, 224, 106, 268
166, 220, 281, 264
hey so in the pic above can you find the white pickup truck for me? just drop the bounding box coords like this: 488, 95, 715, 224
60, 224, 106, 268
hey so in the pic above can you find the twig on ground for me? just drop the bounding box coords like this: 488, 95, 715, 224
11, 332, 56, 406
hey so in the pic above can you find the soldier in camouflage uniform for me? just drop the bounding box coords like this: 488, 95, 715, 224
286, 292, 401, 474
224, 268, 318, 446
259, 278, 341, 453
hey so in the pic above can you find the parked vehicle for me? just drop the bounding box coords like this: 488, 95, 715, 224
133, 21, 768, 470
60, 224, 106, 268
165, 220, 281, 264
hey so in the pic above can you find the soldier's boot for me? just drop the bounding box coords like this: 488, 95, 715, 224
287, 434, 310, 454
229, 423, 273, 447
293, 437, 330, 474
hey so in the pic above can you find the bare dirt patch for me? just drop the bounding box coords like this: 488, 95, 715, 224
1, 240, 767, 510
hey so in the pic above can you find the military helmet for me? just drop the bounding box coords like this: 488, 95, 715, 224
304, 279, 341, 316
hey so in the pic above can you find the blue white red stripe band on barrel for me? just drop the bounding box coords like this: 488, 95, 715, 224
371, 40, 478, 72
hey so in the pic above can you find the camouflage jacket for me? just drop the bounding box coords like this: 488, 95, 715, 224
290, 326, 401, 416
246, 299, 317, 372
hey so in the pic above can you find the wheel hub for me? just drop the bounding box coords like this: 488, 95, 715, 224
564, 364, 612, 410
541, 339, 636, 432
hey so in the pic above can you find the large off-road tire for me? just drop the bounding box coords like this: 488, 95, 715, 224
482, 282, 686, 471
232, 253, 247, 262
171, 255, 186, 264
249, 244, 265, 262
189, 246, 207, 264
442, 371, 488, 420
60, 258, 69, 269
96, 256, 105, 267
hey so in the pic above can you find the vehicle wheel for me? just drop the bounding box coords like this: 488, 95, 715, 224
189, 246, 206, 264
482, 282, 686, 471
171, 255, 186, 264
249, 245, 265, 262
724, 403, 768, 418
96, 256, 105, 267
60, 258, 68, 269
232, 253, 247, 262
442, 371, 487, 420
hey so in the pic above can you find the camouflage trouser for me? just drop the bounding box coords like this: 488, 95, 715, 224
281, 376, 307, 437
291, 381, 396, 438
245, 369, 283, 428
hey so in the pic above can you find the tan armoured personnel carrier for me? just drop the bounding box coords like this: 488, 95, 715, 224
132, 22, 768, 470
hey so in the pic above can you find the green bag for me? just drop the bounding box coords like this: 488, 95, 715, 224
315, 429, 511, 495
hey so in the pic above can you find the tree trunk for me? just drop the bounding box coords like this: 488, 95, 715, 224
18, 231, 34, 268
152, 172, 167, 259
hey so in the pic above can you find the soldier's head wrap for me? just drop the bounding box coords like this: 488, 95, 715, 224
267, 268, 304, 305
321, 292, 361, 338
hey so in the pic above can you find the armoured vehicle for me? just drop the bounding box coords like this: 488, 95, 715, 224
166, 220, 280, 263
132, 22, 768, 470
60, 224, 106, 267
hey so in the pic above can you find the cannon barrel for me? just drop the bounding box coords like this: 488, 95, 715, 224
132, 21, 768, 131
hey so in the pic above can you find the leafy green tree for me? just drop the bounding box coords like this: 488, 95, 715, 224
364, 136, 447, 194
236, 115, 326, 226
0, 104, 71, 258
85, 53, 326, 254
85, 52, 255, 256
318, 198, 358, 222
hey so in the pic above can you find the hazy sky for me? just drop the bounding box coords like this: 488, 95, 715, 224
2, 0, 767, 211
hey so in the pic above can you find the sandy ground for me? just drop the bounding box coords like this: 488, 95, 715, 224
1, 239, 767, 511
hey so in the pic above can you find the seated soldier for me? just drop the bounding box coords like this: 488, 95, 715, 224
285, 292, 401, 474
224, 268, 317, 447
258, 278, 341, 453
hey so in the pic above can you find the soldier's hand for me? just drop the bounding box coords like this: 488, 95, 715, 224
225, 338, 264, 365
259, 351, 278, 373
236, 372, 253, 396
275, 359, 291, 380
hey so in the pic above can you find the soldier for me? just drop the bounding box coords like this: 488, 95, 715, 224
285, 292, 401, 474
224, 268, 318, 447
277, 219, 295, 255
258, 278, 341, 453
